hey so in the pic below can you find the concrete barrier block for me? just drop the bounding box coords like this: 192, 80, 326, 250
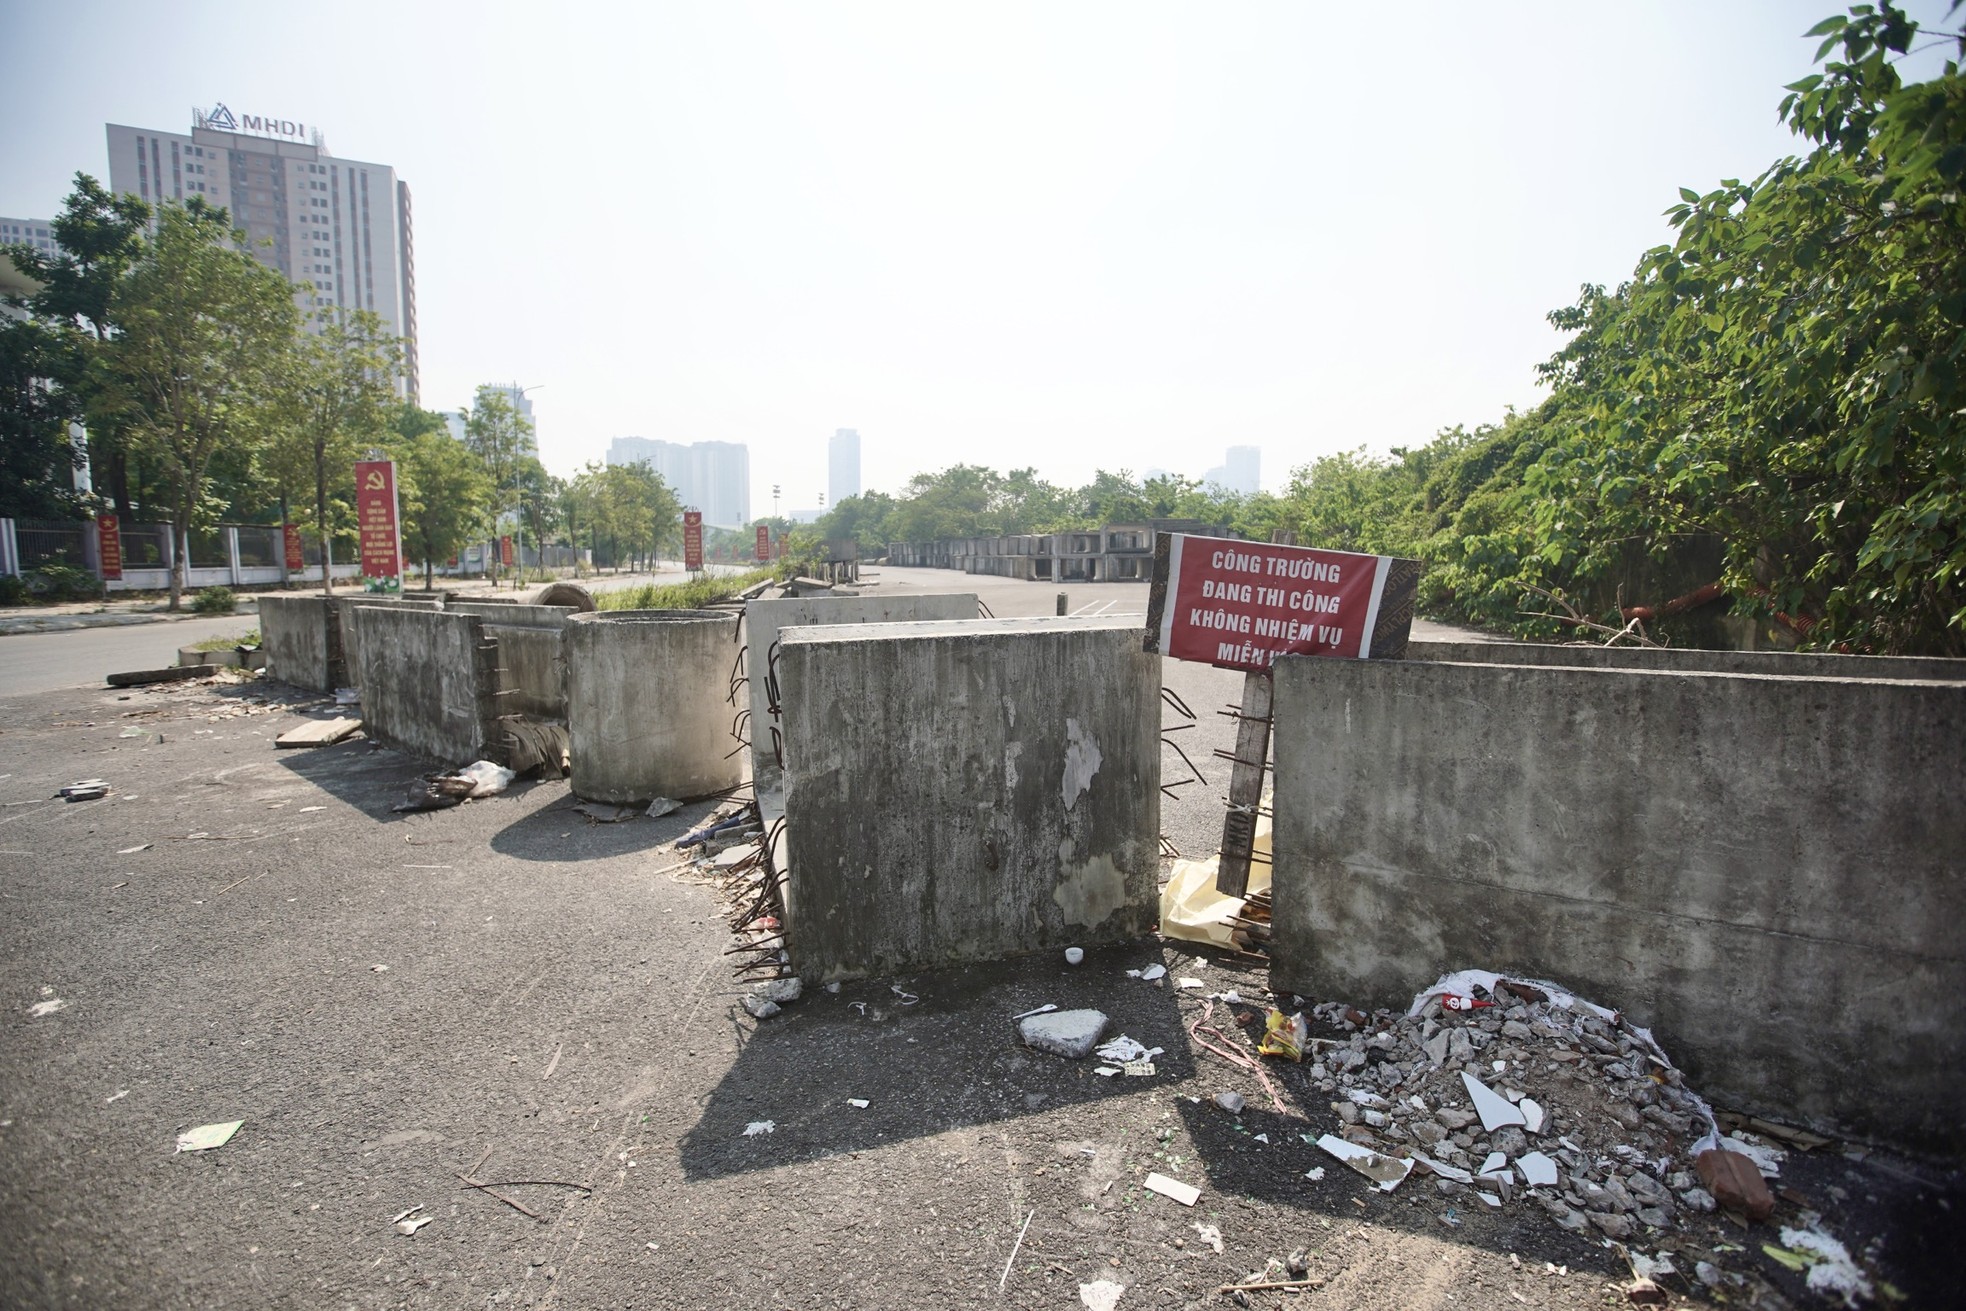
566, 610, 743, 803
777, 615, 1160, 981
257, 595, 333, 690
351, 606, 501, 766
745, 592, 979, 794
1269, 655, 1966, 1156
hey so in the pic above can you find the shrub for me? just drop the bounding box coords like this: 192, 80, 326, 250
0, 575, 27, 606
192, 585, 237, 615
27, 564, 102, 602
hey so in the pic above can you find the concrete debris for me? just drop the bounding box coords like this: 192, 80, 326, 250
1410, 1153, 1471, 1184
1315, 1134, 1413, 1192
645, 797, 682, 818
1214, 1091, 1246, 1115
758, 977, 802, 1005
1143, 1172, 1200, 1206
1018, 1008, 1109, 1058
59, 780, 109, 802
742, 995, 780, 1020
1079, 1278, 1126, 1311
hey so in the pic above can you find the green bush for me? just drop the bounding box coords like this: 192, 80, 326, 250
192, 585, 237, 615
0, 575, 27, 606
595, 568, 775, 611
26, 564, 102, 602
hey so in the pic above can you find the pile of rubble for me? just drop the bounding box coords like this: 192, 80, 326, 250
1267, 969, 1869, 1302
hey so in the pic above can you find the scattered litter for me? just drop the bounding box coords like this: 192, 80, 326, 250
1213, 1091, 1246, 1115
1064, 946, 1084, 965
175, 1120, 243, 1153
1253, 1133, 1270, 1144
845, 1098, 869, 1109
1012, 1003, 1057, 1021
1517, 1151, 1559, 1187
455, 760, 514, 797
574, 802, 640, 823
1257, 1009, 1309, 1061
1094, 1035, 1160, 1065
1143, 1172, 1200, 1206
645, 797, 682, 818
1315, 1134, 1413, 1192
391, 1204, 433, 1236
105, 1089, 129, 1104
741, 1120, 775, 1137
1124, 964, 1167, 982
999, 1208, 1035, 1291
1094, 1066, 1121, 1078
1019, 1009, 1109, 1058
117, 844, 151, 854
393, 776, 475, 813
677, 814, 749, 848
824, 981, 840, 994
59, 780, 108, 802
1771, 1226, 1873, 1307
890, 986, 918, 1005
1461, 1071, 1527, 1132
1438, 993, 1493, 1011
28, 998, 66, 1018
1696, 1147, 1774, 1222
1627, 1251, 1676, 1282
1719, 1134, 1784, 1179
1177, 976, 1204, 990
274, 717, 361, 748
298, 806, 324, 813
1192, 1222, 1223, 1253
370, 964, 389, 973
1079, 1279, 1126, 1311
1304, 1167, 1326, 1181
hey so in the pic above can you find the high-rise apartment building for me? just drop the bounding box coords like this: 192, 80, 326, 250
607, 437, 751, 527
828, 428, 861, 508
0, 218, 59, 260
1203, 445, 1261, 496
105, 105, 419, 399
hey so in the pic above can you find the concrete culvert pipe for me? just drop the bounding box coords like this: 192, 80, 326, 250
527, 580, 597, 612
566, 610, 742, 803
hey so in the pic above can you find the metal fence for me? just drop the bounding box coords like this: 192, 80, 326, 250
119, 524, 172, 569
14, 520, 88, 570
235, 525, 282, 568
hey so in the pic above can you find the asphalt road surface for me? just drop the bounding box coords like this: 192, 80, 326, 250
0, 616, 265, 699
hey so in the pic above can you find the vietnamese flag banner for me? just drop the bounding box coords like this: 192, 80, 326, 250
96, 515, 123, 580
1143, 533, 1420, 671
499, 535, 515, 568
354, 460, 403, 585
755, 524, 771, 562
683, 511, 704, 570
283, 523, 305, 572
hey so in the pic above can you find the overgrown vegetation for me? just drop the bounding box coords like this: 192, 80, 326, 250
594, 568, 777, 611
190, 585, 236, 615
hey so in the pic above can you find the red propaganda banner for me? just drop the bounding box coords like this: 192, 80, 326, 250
96, 514, 123, 581
683, 510, 704, 570
1143, 533, 1420, 671
283, 523, 305, 572
755, 524, 771, 562
499, 535, 515, 568
354, 459, 403, 587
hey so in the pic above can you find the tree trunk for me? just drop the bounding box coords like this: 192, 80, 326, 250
167, 511, 187, 611
315, 444, 332, 595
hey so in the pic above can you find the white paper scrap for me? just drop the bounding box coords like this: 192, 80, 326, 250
741, 1120, 775, 1137
175, 1120, 243, 1153
1143, 1172, 1201, 1206
845, 1099, 869, 1109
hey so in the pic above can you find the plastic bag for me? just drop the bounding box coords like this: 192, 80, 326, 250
1257, 1008, 1309, 1061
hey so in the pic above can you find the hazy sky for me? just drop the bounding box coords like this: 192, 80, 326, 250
4, 2, 1955, 514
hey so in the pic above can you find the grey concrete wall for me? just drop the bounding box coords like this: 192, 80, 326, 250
1269, 655, 1966, 1156
745, 592, 979, 794
335, 596, 443, 691
351, 607, 501, 766
258, 595, 333, 691
1409, 638, 1966, 682
446, 602, 575, 721
777, 615, 1161, 982
565, 610, 744, 803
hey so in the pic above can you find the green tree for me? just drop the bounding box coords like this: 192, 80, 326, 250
100, 200, 297, 609
396, 424, 489, 587
269, 307, 403, 592
4, 174, 150, 520
460, 388, 533, 583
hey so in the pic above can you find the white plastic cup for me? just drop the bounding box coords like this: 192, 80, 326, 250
1064, 947, 1084, 965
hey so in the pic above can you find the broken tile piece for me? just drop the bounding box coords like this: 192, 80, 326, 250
1520, 1097, 1546, 1134
1315, 1134, 1413, 1192
1461, 1071, 1527, 1132
1478, 1151, 1508, 1177
1517, 1151, 1560, 1187
1411, 1153, 1473, 1184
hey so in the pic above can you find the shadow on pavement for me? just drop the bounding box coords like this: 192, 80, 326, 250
678, 943, 1196, 1180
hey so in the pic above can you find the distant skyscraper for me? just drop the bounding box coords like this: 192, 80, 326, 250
480, 383, 537, 451
608, 437, 751, 526
105, 105, 419, 399
1203, 446, 1261, 496
828, 428, 861, 507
